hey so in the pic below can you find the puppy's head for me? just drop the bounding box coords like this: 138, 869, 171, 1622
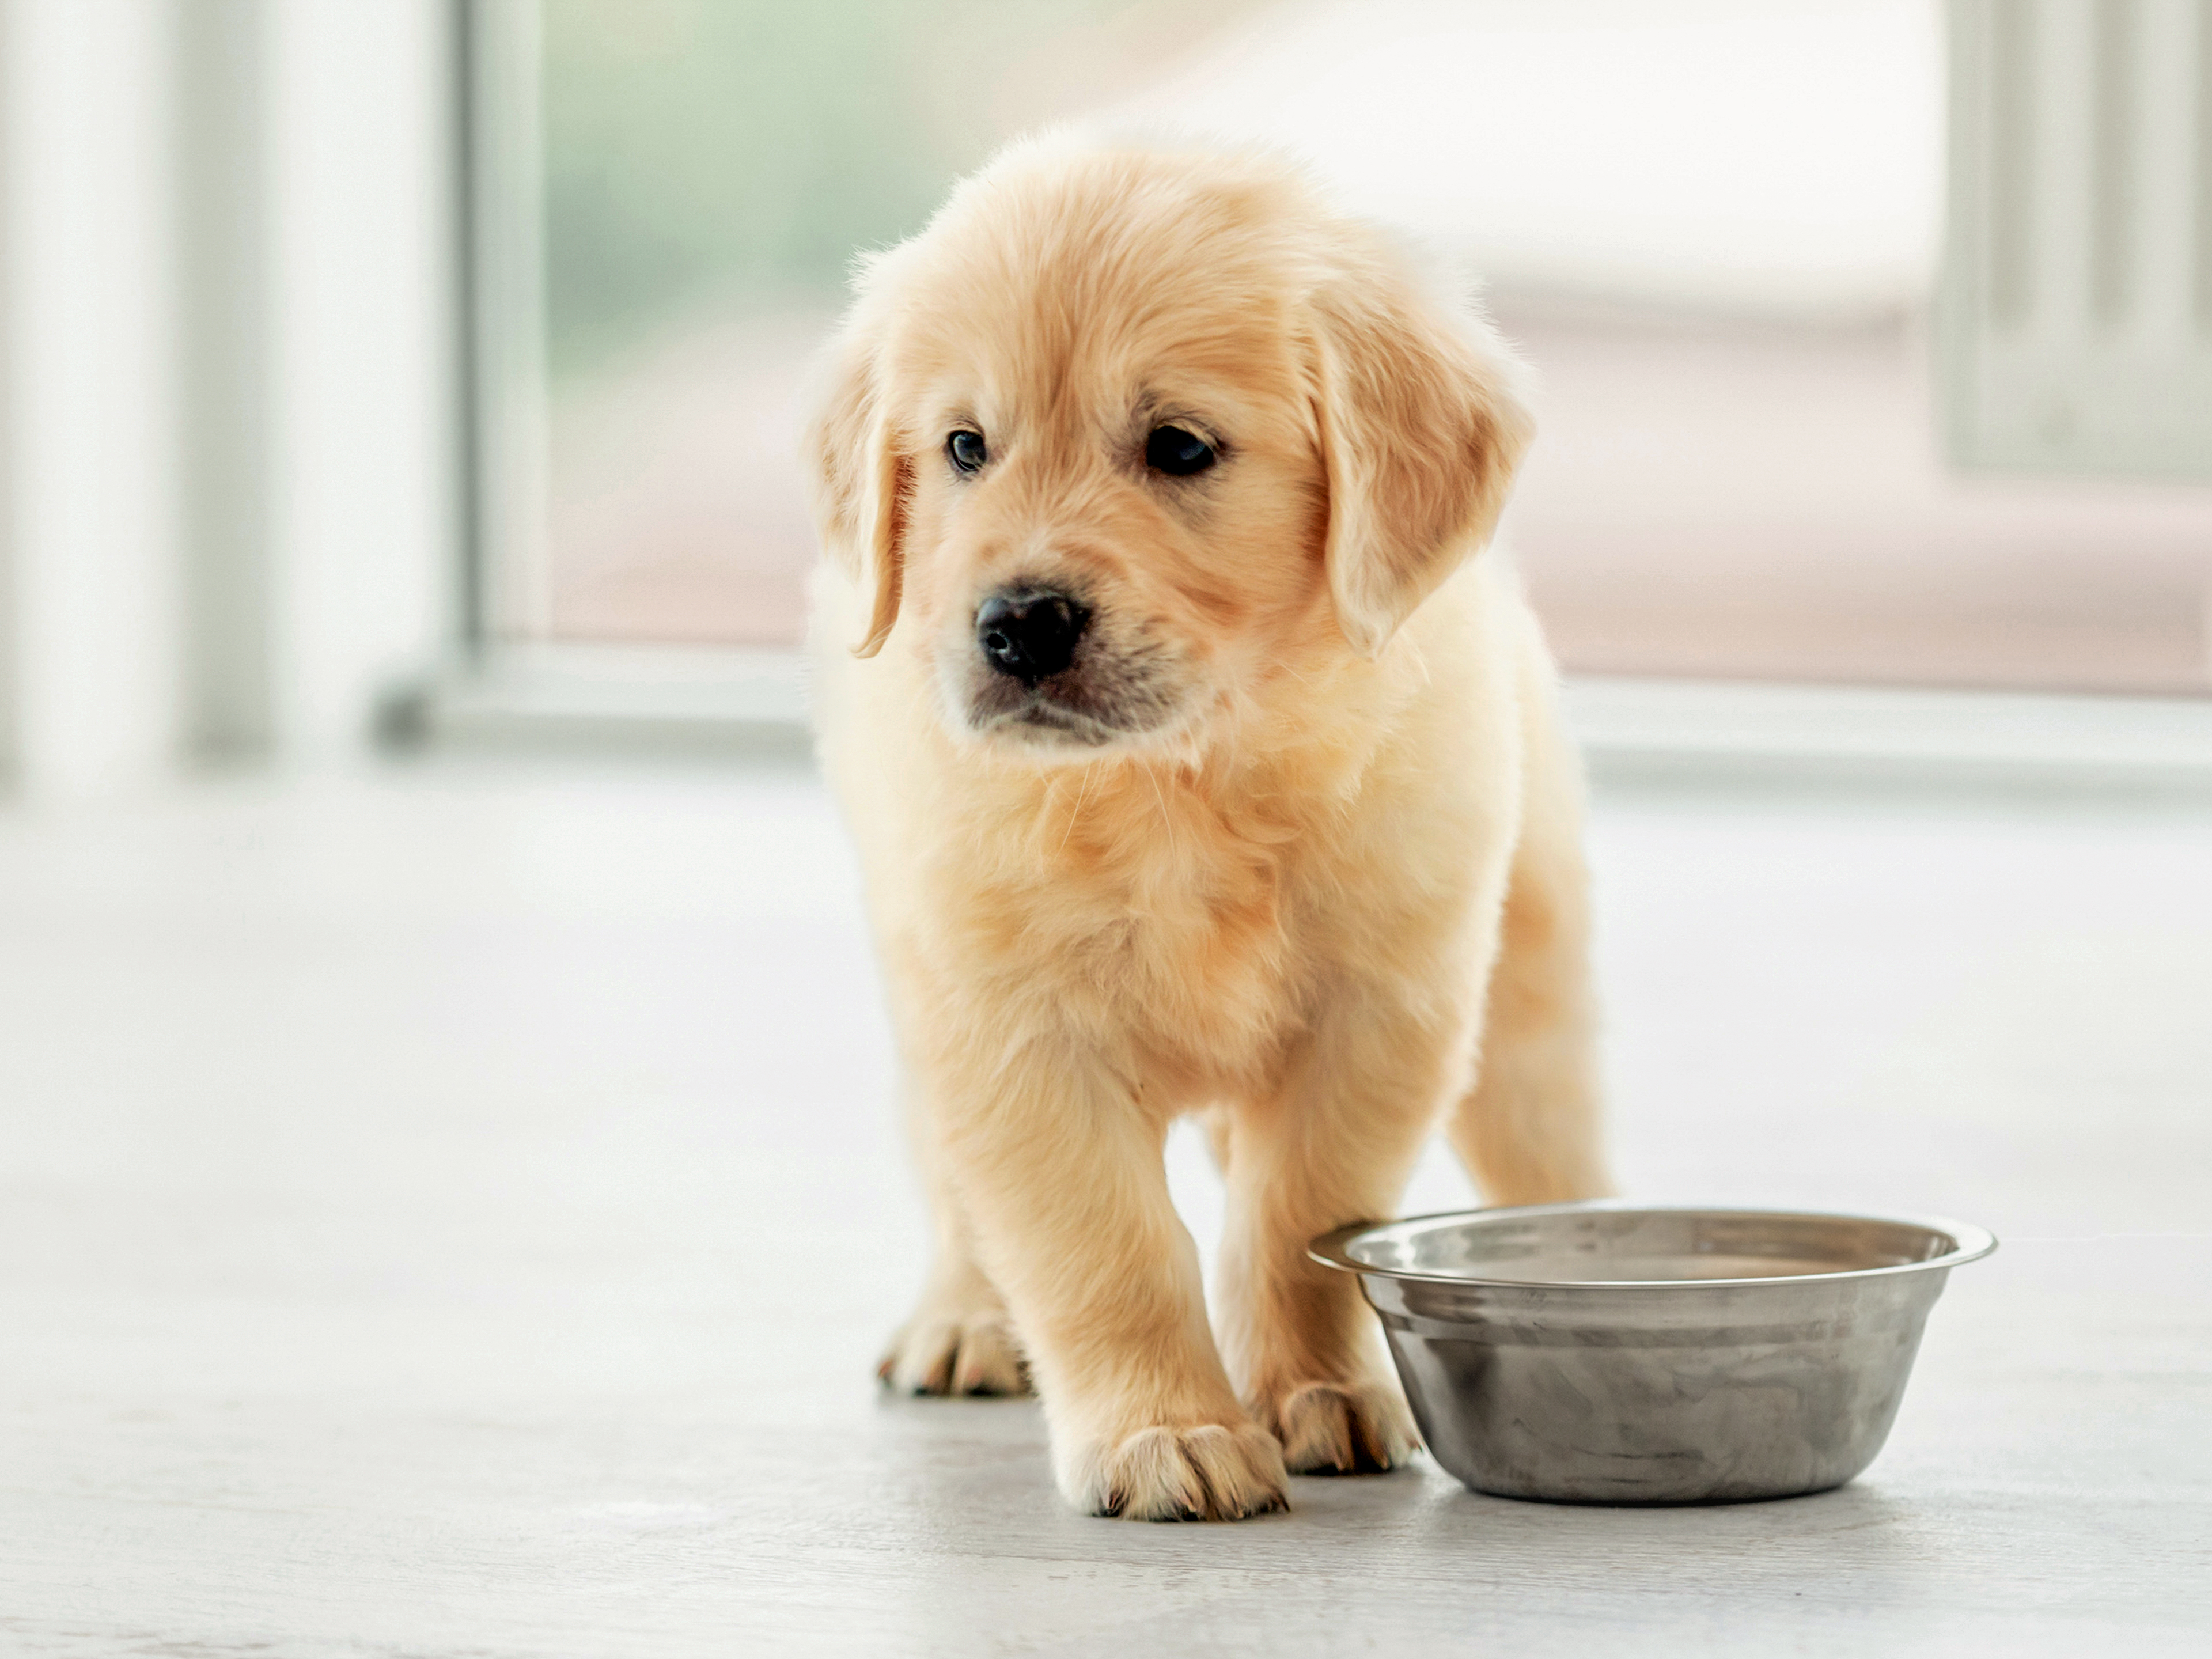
806, 139, 1532, 757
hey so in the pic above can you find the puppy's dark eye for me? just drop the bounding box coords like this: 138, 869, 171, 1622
948, 430, 988, 475
1145, 425, 1217, 477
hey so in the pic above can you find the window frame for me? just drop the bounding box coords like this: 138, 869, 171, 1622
426, 0, 810, 753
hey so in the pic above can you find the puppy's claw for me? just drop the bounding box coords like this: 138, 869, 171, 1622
1075, 1421, 1289, 1521
880, 1316, 1030, 1397
1270, 1380, 1421, 1475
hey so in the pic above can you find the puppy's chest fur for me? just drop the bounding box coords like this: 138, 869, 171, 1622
927, 758, 1347, 1100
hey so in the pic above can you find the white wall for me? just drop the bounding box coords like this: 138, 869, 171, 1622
0, 0, 457, 801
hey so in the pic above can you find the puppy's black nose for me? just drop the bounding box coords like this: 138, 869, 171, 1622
975, 589, 1089, 684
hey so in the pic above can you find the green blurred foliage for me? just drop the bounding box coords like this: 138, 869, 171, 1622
541, 0, 1112, 378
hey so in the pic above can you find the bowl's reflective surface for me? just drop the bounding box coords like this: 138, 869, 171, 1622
1312, 1203, 1997, 1505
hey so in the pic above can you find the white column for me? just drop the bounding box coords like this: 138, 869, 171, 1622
0, 0, 186, 800
264, 0, 459, 763
0, 0, 460, 798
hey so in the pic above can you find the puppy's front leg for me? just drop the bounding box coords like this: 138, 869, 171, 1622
1214, 1002, 1468, 1474
936, 1042, 1287, 1521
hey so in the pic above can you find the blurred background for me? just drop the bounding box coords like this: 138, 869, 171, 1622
3, 3, 2210, 1649
521, 0, 2212, 693
2, 0, 2209, 792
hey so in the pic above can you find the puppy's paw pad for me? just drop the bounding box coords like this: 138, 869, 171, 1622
878, 1316, 1029, 1397
1274, 1380, 1419, 1475
1081, 1422, 1289, 1521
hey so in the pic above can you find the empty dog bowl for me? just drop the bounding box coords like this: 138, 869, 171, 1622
1310, 1202, 1995, 1504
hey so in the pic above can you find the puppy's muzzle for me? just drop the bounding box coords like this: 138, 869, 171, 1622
976, 588, 1090, 686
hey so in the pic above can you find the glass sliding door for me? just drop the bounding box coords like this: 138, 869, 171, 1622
474, 0, 2212, 695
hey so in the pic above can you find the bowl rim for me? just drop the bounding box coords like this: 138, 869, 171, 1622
1308, 1199, 1999, 1290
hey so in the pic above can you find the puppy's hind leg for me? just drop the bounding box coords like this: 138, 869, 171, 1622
1447, 661, 1613, 1205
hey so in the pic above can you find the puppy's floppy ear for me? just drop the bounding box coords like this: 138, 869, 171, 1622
804, 319, 910, 658
1309, 266, 1534, 659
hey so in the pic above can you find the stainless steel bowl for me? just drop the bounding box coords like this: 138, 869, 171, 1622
1311, 1202, 1996, 1505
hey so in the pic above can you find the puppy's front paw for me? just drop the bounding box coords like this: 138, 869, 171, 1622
1066, 1421, 1289, 1521
1257, 1378, 1419, 1474
878, 1312, 1029, 1397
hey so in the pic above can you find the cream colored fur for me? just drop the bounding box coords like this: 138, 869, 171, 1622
805, 138, 1611, 1522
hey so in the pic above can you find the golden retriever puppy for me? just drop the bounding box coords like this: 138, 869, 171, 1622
805, 137, 1611, 1521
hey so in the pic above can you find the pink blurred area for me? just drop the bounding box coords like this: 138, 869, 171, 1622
535, 0, 2212, 693
544, 313, 828, 648
541, 300, 2212, 693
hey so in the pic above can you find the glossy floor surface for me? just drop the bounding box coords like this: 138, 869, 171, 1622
2, 758, 2207, 1656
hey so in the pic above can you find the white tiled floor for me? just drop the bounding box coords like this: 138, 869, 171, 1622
1, 757, 2206, 1656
